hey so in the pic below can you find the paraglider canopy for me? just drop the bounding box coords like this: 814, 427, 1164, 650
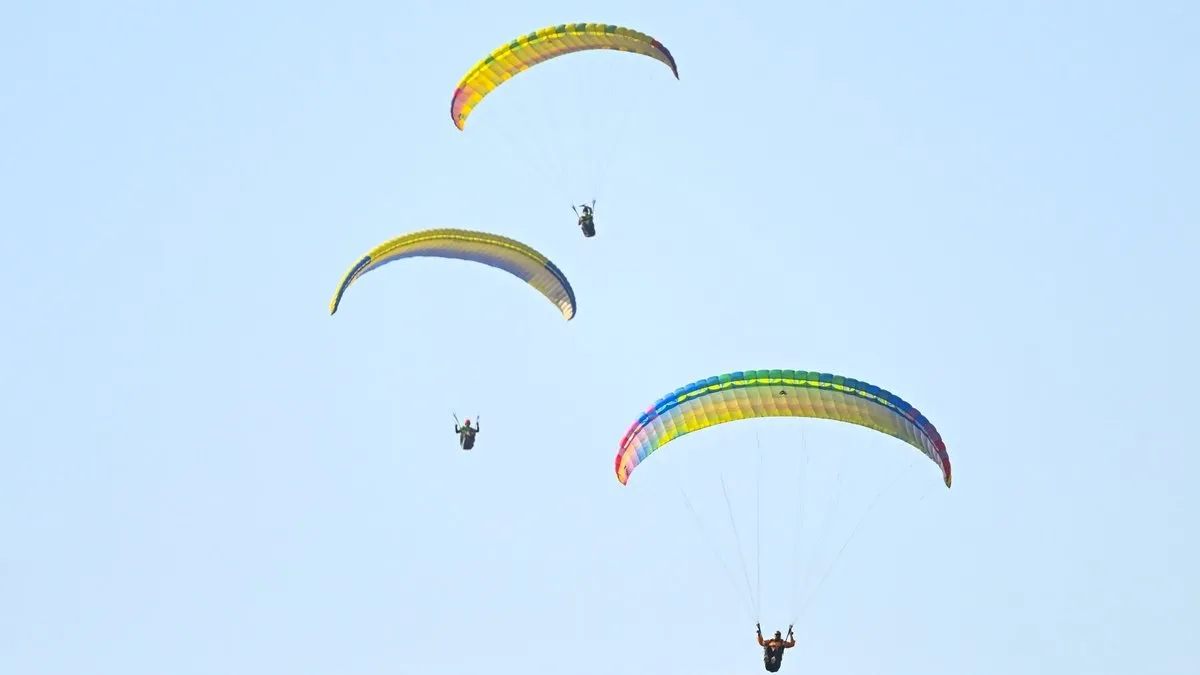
615, 369, 951, 487
450, 23, 679, 131
328, 228, 578, 320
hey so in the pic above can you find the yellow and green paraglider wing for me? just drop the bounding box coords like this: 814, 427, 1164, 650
451, 23, 679, 130
329, 228, 577, 320
615, 369, 951, 487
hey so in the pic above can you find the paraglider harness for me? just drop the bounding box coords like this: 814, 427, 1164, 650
761, 625, 794, 673
572, 201, 596, 238
453, 414, 479, 450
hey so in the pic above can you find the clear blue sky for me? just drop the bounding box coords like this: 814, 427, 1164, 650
2, 1, 1197, 673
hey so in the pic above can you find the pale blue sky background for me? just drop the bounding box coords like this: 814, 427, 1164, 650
2, 1, 1197, 674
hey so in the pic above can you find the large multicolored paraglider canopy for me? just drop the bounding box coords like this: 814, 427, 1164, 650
450, 23, 679, 130
329, 228, 577, 320
614, 369, 952, 487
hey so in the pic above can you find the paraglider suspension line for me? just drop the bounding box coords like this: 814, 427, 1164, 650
591, 69, 654, 203
794, 459, 918, 621
755, 432, 763, 619
786, 429, 811, 625
791, 451, 846, 622
721, 473, 760, 621
677, 484, 758, 622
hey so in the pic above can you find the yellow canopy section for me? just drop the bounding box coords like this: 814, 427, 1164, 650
329, 228, 578, 320
451, 23, 679, 130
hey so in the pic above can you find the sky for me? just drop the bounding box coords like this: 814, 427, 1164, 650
1, 0, 1197, 673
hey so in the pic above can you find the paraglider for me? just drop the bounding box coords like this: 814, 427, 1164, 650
614, 369, 952, 671
757, 624, 795, 673
454, 415, 479, 450
328, 228, 578, 320
450, 23, 679, 237
573, 201, 596, 237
